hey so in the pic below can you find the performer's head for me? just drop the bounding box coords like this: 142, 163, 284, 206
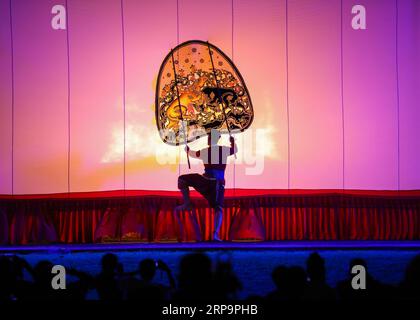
208, 129, 221, 146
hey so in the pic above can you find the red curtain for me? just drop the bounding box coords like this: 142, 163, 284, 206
0, 190, 419, 244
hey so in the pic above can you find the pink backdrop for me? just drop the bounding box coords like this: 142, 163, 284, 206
0, 0, 419, 194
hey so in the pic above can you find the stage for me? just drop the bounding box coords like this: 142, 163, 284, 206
1, 0, 419, 306
1, 189, 419, 245
1, 241, 420, 254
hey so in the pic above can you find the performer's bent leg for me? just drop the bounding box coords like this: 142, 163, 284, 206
175, 174, 196, 211
212, 182, 225, 241
213, 206, 223, 242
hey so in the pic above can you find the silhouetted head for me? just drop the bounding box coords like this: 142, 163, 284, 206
271, 265, 288, 290
33, 260, 54, 285
139, 259, 156, 281
207, 130, 221, 146
349, 258, 367, 274
101, 253, 118, 274
307, 252, 326, 283
179, 253, 212, 289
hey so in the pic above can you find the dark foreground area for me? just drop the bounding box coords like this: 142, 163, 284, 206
1, 244, 420, 302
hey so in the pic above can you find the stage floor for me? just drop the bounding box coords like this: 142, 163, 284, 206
1, 240, 420, 253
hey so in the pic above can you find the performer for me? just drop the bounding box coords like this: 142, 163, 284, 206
175, 130, 237, 241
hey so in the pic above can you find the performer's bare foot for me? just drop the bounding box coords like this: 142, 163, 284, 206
213, 232, 222, 242
174, 202, 195, 212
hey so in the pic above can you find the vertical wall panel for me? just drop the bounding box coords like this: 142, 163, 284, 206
288, 0, 342, 189
68, 0, 124, 192
0, 0, 13, 194
12, 0, 68, 194
399, 0, 420, 189
233, 0, 288, 189
124, 0, 179, 190
343, 0, 398, 189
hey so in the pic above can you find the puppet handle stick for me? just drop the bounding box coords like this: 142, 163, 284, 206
170, 49, 191, 169
207, 41, 236, 159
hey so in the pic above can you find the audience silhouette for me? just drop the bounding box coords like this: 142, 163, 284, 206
95, 253, 122, 300
0, 252, 419, 301
173, 253, 217, 301
399, 254, 420, 300
126, 258, 175, 300
304, 252, 335, 300
213, 256, 242, 300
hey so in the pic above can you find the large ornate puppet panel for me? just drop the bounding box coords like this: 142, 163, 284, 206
155, 40, 254, 145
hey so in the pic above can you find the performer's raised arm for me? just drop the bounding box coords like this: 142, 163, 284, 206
230, 136, 238, 155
